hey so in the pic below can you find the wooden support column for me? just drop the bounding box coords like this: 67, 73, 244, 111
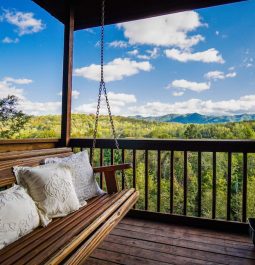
61, 5, 74, 147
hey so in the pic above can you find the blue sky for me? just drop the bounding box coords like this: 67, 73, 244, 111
0, 0, 255, 116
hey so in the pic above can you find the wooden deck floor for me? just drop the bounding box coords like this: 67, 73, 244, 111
84, 217, 255, 265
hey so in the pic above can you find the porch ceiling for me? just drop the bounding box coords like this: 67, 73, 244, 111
32, 0, 244, 31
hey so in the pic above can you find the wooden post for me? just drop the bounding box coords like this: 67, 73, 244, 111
61, 5, 74, 147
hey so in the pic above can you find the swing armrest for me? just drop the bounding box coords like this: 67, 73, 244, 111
93, 163, 132, 194
93, 163, 132, 173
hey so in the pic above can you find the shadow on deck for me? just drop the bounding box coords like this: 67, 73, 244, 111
85, 217, 254, 265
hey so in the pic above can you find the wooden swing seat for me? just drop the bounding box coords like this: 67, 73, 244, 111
0, 147, 139, 265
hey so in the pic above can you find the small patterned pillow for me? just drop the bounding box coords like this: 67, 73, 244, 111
44, 151, 104, 204
0, 185, 40, 250
14, 164, 81, 227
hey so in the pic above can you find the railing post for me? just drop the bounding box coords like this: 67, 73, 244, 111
197, 151, 202, 217
61, 4, 74, 147
242, 152, 247, 222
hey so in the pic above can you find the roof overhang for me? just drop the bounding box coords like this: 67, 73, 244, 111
32, 0, 245, 31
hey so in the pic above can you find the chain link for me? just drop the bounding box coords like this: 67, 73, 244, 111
91, 1, 127, 188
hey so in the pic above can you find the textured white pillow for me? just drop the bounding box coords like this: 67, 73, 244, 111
0, 185, 40, 250
14, 164, 81, 227
44, 151, 104, 203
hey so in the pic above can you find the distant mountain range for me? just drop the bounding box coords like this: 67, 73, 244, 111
132, 113, 255, 124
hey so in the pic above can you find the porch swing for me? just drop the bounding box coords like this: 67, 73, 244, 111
0, 1, 138, 264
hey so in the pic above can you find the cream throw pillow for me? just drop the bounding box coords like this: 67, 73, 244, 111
0, 185, 40, 250
44, 151, 104, 203
14, 164, 81, 227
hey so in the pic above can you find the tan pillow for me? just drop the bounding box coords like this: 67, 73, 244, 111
14, 164, 82, 227
0, 185, 40, 250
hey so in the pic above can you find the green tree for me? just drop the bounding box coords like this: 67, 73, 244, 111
0, 95, 30, 139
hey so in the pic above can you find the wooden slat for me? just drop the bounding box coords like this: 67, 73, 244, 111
0, 139, 60, 153
145, 150, 148, 211
47, 189, 138, 265
0, 147, 71, 161
227, 152, 232, 221
242, 152, 247, 222
212, 152, 217, 219
170, 151, 174, 214
183, 151, 187, 216
1, 191, 130, 265
0, 195, 106, 260
0, 152, 72, 187
157, 150, 161, 212
60, 4, 74, 146
64, 191, 139, 265
197, 151, 202, 217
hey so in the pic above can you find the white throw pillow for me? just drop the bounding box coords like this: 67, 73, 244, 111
44, 151, 104, 203
0, 185, 40, 250
14, 164, 81, 227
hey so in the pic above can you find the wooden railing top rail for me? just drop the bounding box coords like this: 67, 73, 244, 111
70, 138, 255, 153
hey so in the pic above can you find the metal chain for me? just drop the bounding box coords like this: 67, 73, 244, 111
91, 0, 128, 189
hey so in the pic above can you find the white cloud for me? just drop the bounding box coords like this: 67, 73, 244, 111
165, 48, 225, 64
2, 37, 19, 44
18, 100, 61, 116
2, 10, 45, 36
75, 92, 136, 115
118, 11, 205, 49
146, 48, 159, 59
108, 40, 128, 48
128, 48, 159, 60
0, 78, 24, 99
0, 77, 60, 115
74, 58, 153, 82
129, 94, 255, 116
204, 71, 237, 81
58, 90, 80, 100
173, 91, 184, 97
170, 79, 210, 92
127, 49, 139, 56
3, 77, 33, 85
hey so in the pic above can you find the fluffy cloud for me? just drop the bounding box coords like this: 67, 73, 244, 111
3, 77, 33, 85
75, 92, 137, 115
108, 40, 128, 48
165, 48, 225, 64
1, 10, 45, 36
0, 78, 24, 99
58, 90, 80, 100
170, 79, 210, 92
127, 49, 139, 56
127, 48, 159, 60
118, 11, 205, 49
0, 77, 61, 115
204, 71, 237, 81
2, 37, 19, 44
172, 91, 184, 97
74, 58, 152, 82
19, 100, 61, 116
129, 94, 255, 116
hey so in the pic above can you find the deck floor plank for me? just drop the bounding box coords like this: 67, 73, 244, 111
83, 217, 254, 265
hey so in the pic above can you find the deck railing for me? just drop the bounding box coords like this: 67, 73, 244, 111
70, 138, 255, 224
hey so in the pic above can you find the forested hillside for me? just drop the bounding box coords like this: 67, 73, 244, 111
15, 114, 255, 139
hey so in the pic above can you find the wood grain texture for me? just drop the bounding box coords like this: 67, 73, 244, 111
85, 217, 252, 265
